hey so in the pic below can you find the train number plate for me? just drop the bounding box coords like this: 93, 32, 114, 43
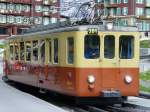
101, 90, 121, 97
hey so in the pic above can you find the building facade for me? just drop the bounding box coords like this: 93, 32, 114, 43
95, 0, 150, 32
0, 0, 60, 39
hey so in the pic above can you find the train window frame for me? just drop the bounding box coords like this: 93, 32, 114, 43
67, 37, 74, 64
49, 39, 52, 64
84, 35, 100, 59
9, 44, 14, 61
20, 42, 25, 61
32, 40, 39, 62
25, 41, 32, 62
104, 35, 115, 59
40, 40, 45, 64
14, 42, 19, 61
53, 38, 59, 64
119, 35, 134, 59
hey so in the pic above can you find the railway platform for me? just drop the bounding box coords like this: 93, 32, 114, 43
127, 96, 150, 108
0, 62, 67, 112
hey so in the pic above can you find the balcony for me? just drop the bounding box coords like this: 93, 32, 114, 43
137, 15, 150, 20
105, 3, 118, 8
42, 12, 50, 16
0, 0, 32, 4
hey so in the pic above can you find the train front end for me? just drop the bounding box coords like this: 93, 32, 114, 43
74, 26, 140, 104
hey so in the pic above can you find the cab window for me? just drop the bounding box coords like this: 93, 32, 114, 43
20, 42, 24, 60
84, 35, 100, 59
119, 36, 134, 59
67, 38, 74, 64
40, 40, 45, 63
9, 45, 13, 60
104, 36, 115, 59
54, 39, 58, 63
26, 41, 31, 61
33, 40, 38, 61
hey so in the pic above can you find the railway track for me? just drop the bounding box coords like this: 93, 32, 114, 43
5, 81, 150, 112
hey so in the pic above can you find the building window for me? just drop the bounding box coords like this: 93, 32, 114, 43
122, 0, 128, 3
119, 36, 134, 59
67, 38, 74, 64
96, 0, 103, 3
34, 17, 42, 24
15, 16, 23, 24
35, 5, 42, 13
7, 16, 15, 23
0, 27, 7, 34
146, 0, 150, 3
122, 7, 128, 15
33, 40, 38, 61
136, 0, 144, 4
7, 4, 14, 11
50, 17, 57, 24
146, 9, 150, 16
136, 7, 144, 16
104, 36, 115, 59
0, 3, 6, 10
0, 15, 6, 23
15, 4, 22, 13
43, 17, 50, 25
117, 8, 121, 15
50, 6, 57, 14
117, 0, 121, 4
23, 5, 30, 12
54, 39, 58, 63
84, 35, 100, 59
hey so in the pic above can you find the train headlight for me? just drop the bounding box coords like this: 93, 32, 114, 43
87, 75, 95, 84
125, 75, 132, 84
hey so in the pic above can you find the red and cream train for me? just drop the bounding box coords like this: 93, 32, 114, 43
3, 23, 140, 104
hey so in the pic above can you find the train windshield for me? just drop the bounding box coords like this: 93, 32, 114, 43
119, 36, 134, 59
84, 35, 100, 59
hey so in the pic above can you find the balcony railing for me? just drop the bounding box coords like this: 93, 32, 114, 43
105, 3, 118, 8
0, 0, 32, 4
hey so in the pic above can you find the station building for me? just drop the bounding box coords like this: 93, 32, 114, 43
0, 0, 60, 39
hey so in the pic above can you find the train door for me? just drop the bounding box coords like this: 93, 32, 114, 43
101, 34, 118, 89
118, 34, 139, 94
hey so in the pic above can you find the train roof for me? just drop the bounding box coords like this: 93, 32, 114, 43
8, 21, 139, 39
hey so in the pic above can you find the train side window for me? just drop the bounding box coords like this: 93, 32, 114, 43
40, 40, 45, 63
49, 40, 52, 63
84, 35, 100, 59
9, 45, 13, 60
20, 42, 24, 60
104, 36, 115, 59
26, 41, 31, 61
119, 36, 134, 59
54, 39, 58, 63
14, 43, 19, 60
67, 37, 74, 64
33, 40, 38, 61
